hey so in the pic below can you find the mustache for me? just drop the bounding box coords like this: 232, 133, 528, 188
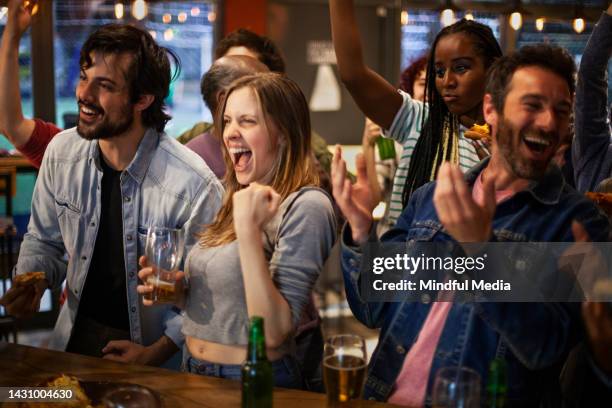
78, 100, 103, 114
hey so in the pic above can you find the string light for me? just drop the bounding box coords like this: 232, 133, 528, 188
509, 12, 522, 31
114, 3, 124, 19
572, 1, 586, 34
440, 8, 455, 27
438, 0, 458, 27
400, 10, 408, 26
131, 0, 147, 20
573, 17, 585, 34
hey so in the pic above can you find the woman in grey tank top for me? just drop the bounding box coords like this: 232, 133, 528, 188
138, 73, 336, 389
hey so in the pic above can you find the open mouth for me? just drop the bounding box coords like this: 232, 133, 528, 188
228, 147, 253, 172
522, 134, 552, 158
79, 103, 103, 123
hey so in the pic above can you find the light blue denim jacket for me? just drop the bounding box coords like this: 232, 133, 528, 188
15, 127, 223, 353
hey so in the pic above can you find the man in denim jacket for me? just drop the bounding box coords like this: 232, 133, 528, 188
332, 44, 610, 406
0, 24, 222, 367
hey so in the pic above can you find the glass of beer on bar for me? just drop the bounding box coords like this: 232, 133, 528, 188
143, 226, 184, 304
323, 334, 367, 405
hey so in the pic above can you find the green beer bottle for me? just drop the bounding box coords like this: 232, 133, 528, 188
242, 316, 273, 408
486, 357, 507, 408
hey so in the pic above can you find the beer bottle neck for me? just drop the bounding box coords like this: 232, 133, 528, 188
247, 317, 268, 362
487, 358, 507, 407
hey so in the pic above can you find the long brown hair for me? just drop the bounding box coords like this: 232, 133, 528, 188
200, 73, 319, 246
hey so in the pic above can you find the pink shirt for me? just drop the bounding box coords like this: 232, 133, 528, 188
387, 170, 514, 407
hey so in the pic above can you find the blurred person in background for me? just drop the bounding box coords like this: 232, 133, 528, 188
361, 55, 428, 235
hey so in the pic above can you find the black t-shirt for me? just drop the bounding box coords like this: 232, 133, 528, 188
77, 157, 130, 331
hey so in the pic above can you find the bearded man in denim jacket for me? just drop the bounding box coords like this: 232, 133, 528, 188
331, 44, 610, 406
0, 24, 222, 367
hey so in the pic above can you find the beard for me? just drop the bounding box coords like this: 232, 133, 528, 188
76, 100, 134, 141
496, 117, 557, 181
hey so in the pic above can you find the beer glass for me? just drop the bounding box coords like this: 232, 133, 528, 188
432, 366, 481, 408
143, 227, 184, 304
323, 334, 367, 405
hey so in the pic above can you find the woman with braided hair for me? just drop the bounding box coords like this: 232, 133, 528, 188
330, 0, 502, 224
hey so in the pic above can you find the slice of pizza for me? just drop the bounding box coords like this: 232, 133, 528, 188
13, 271, 46, 287
464, 123, 490, 141
586, 192, 612, 217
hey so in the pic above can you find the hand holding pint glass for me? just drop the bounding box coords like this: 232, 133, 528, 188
323, 334, 367, 405
140, 227, 184, 304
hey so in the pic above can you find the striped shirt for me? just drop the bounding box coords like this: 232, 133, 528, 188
383, 90, 481, 225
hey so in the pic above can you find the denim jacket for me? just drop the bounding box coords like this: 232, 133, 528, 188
15, 128, 223, 354
341, 159, 610, 406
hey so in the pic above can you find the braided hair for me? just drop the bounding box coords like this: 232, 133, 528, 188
401, 19, 502, 206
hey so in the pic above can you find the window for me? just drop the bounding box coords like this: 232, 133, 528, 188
516, 19, 612, 96
0, 8, 33, 151
53, 0, 216, 136
400, 10, 500, 72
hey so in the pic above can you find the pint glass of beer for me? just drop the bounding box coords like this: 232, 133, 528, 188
143, 227, 184, 304
323, 334, 367, 405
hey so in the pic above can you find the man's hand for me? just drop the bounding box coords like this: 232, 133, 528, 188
331, 145, 373, 244
433, 162, 495, 242
102, 336, 179, 366
582, 302, 612, 374
102, 340, 148, 364
136, 256, 186, 308
0, 277, 47, 318
6, 0, 36, 40
562, 221, 609, 299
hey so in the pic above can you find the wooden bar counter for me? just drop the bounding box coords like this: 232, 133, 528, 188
0, 342, 397, 407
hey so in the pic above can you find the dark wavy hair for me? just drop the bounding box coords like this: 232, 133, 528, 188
215, 28, 286, 73
79, 24, 180, 132
485, 44, 576, 113
402, 19, 502, 206
400, 55, 428, 96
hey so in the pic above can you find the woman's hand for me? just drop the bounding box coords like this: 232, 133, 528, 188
136, 256, 186, 308
361, 117, 381, 148
7, 0, 36, 40
233, 182, 281, 237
